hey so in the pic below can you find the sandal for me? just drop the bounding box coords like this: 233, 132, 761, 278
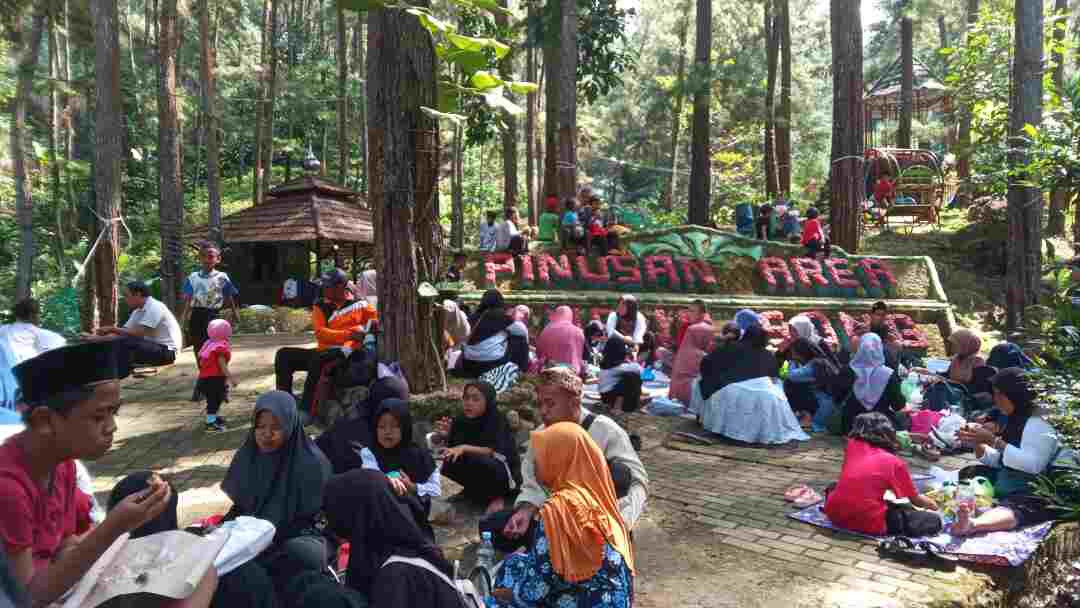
877, 537, 957, 571
785, 484, 813, 502
793, 489, 823, 507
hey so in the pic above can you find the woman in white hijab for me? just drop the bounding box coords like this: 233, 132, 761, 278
839, 333, 904, 434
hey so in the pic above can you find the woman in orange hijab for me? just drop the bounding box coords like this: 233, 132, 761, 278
489, 422, 635, 608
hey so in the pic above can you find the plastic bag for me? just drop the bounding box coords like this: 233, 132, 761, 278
645, 397, 685, 417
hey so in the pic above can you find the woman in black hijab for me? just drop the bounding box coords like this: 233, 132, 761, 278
953, 368, 1073, 535
459, 289, 529, 377
324, 470, 463, 608
361, 399, 439, 540
316, 371, 410, 475
598, 336, 644, 413
221, 391, 333, 574
699, 324, 779, 401
437, 381, 522, 514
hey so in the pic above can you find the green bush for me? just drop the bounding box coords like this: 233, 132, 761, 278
235, 307, 312, 334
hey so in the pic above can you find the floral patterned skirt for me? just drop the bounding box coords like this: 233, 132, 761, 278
485, 519, 633, 608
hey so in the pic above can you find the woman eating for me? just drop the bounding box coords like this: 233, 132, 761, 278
669, 321, 714, 405
952, 368, 1074, 536
360, 399, 440, 539
221, 391, 332, 574
824, 413, 940, 536
839, 333, 903, 434
435, 381, 522, 514
489, 422, 634, 608
536, 306, 585, 374
323, 470, 464, 607
605, 295, 648, 348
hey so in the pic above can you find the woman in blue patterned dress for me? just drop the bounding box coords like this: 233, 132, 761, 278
487, 422, 635, 608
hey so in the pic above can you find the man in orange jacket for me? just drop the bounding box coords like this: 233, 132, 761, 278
274, 269, 377, 420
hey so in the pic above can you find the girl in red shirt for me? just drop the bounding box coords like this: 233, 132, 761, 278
197, 319, 238, 432
800, 207, 830, 259
824, 412, 940, 536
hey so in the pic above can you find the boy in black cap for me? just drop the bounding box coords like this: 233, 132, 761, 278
0, 342, 211, 605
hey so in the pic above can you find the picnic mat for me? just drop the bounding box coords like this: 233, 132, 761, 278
786, 503, 1054, 567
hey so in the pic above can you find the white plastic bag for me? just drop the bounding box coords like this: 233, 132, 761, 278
212, 517, 276, 575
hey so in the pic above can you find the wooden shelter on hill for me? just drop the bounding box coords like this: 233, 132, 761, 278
185, 176, 374, 305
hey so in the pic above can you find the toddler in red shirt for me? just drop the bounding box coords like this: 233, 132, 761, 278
824, 412, 940, 536
800, 207, 830, 259
197, 319, 237, 432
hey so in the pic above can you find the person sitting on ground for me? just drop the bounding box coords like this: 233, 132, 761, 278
482, 367, 648, 553
785, 338, 842, 432
824, 412, 940, 536
583, 320, 606, 363
0, 342, 217, 607
458, 290, 529, 379
440, 299, 471, 369
90, 280, 184, 368
537, 195, 562, 243
0, 298, 66, 366
599, 338, 644, 414
360, 399, 440, 540
435, 381, 522, 515
322, 470, 464, 608
108, 472, 277, 608
952, 368, 1076, 536
755, 204, 774, 241
221, 391, 332, 575
637, 331, 671, 373
273, 268, 376, 418
838, 333, 904, 434
315, 371, 410, 475
800, 207, 830, 259
479, 211, 499, 252
777, 314, 839, 367
987, 342, 1035, 371
675, 300, 712, 350
488, 422, 635, 608
605, 294, 647, 348
669, 320, 713, 405
496, 208, 529, 255
444, 253, 467, 282
536, 306, 585, 375
196, 319, 238, 433
698, 310, 779, 402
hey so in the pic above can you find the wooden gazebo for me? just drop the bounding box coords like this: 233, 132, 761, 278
863, 57, 951, 148
186, 176, 374, 305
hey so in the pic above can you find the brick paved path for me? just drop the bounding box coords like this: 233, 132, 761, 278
84, 335, 990, 608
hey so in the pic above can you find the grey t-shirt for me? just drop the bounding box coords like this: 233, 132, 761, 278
124, 297, 183, 352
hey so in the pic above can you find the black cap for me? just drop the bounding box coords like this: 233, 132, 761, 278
989, 367, 1035, 408
13, 342, 130, 406
319, 269, 349, 288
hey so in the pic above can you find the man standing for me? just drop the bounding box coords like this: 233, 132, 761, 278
0, 299, 66, 366
91, 281, 183, 368
273, 269, 376, 419
482, 367, 649, 551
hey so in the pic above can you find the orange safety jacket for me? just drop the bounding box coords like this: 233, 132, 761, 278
313, 298, 377, 350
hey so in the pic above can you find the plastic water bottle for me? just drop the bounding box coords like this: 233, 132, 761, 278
956, 480, 977, 513
476, 531, 496, 572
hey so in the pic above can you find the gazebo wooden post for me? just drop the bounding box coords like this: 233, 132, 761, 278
352, 243, 359, 279
315, 238, 322, 276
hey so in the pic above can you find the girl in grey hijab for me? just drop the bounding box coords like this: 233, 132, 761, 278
222, 390, 333, 574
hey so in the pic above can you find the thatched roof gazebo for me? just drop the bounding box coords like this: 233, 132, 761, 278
863, 57, 950, 148
186, 176, 374, 305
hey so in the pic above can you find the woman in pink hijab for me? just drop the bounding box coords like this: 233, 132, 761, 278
669, 321, 715, 404
536, 306, 585, 375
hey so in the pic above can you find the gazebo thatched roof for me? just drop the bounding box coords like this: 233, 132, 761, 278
864, 56, 949, 119
186, 176, 373, 245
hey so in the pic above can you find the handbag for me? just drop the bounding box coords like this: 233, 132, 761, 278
383, 555, 486, 608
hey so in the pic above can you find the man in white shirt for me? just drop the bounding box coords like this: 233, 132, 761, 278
481, 366, 648, 551
0, 299, 66, 365
91, 281, 183, 367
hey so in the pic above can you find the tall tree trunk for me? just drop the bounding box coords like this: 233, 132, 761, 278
496, 0, 519, 211
542, 0, 559, 201
91, 0, 124, 326
776, 0, 791, 197
829, 0, 864, 253
763, 0, 779, 199
937, 14, 948, 75
956, 0, 979, 206
260, 0, 279, 198
354, 17, 368, 191
687, 0, 712, 225
1005, 0, 1044, 331
158, 0, 184, 313
664, 0, 692, 209
451, 122, 465, 249
1047, 0, 1069, 237
11, 8, 46, 302
49, 10, 68, 275
898, 16, 914, 149
557, 0, 577, 199
200, 0, 222, 243
367, 1, 444, 393
524, 0, 538, 224
254, 0, 271, 203
336, 2, 349, 185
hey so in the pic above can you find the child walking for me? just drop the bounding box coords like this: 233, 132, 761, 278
197, 319, 237, 432
182, 242, 240, 400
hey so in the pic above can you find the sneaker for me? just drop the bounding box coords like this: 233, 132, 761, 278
205, 418, 227, 433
